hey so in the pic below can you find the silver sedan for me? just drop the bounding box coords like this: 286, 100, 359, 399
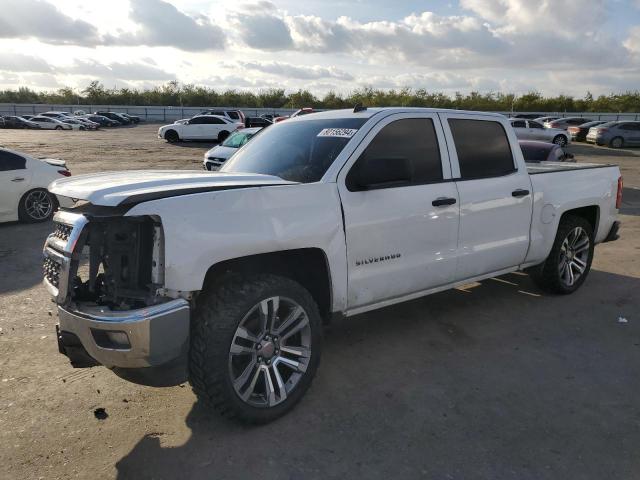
509, 119, 570, 146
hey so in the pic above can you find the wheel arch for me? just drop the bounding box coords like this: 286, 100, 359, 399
164, 128, 179, 139
559, 205, 600, 238
202, 248, 334, 323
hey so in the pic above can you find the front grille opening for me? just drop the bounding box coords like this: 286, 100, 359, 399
43, 257, 61, 288
70, 217, 161, 309
53, 222, 73, 241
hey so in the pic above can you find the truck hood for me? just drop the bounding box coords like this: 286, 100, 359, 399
48, 170, 296, 207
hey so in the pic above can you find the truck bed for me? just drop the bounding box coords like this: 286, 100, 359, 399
526, 161, 616, 174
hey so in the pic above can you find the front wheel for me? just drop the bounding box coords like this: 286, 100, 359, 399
54, 126, 63, 130
530, 215, 594, 294
189, 274, 322, 423
165, 130, 179, 143
552, 135, 568, 146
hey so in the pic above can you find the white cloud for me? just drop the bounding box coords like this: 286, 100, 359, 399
0, 53, 53, 73
0, 0, 100, 46
239, 61, 353, 80
625, 26, 640, 54
105, 0, 226, 51
64, 59, 176, 81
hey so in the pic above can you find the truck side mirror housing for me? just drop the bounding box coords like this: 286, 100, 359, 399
349, 156, 412, 191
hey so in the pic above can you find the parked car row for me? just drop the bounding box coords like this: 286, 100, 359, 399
511, 114, 640, 148
1, 110, 141, 131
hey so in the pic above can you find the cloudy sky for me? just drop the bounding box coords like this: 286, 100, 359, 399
1, 0, 639, 96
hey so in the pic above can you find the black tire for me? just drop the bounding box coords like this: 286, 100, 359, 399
529, 215, 594, 294
18, 188, 57, 223
54, 126, 63, 130
165, 130, 179, 143
610, 136, 624, 149
218, 130, 230, 142
552, 135, 568, 146
189, 273, 322, 424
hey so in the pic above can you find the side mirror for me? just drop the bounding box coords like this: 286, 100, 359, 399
350, 156, 412, 190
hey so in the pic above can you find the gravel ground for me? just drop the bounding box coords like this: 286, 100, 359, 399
0, 125, 639, 480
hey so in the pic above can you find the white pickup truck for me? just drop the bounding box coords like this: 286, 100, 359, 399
44, 107, 622, 423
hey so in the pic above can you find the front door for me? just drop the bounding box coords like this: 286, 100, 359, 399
337, 113, 460, 311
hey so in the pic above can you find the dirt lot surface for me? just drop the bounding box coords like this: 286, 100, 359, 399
0, 125, 639, 479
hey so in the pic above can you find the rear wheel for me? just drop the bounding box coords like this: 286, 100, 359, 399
218, 130, 230, 142
165, 130, 179, 143
54, 126, 63, 130
530, 215, 594, 294
552, 135, 568, 146
189, 273, 322, 423
18, 189, 56, 223
610, 137, 624, 148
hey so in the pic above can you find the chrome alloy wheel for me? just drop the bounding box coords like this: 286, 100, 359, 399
229, 296, 311, 408
558, 226, 590, 287
25, 190, 53, 220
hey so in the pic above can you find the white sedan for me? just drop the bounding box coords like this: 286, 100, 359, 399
158, 115, 243, 143
29, 116, 73, 130
0, 148, 72, 223
509, 119, 570, 146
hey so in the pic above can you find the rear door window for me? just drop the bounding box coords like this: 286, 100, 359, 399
511, 120, 526, 128
448, 119, 516, 179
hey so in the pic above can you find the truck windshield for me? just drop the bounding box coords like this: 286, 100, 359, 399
220, 118, 367, 183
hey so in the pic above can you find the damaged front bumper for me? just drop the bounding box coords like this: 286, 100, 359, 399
56, 299, 190, 369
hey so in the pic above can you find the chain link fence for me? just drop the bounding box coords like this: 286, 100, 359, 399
0, 103, 639, 123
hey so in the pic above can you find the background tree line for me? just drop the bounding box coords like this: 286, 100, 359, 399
1, 80, 640, 112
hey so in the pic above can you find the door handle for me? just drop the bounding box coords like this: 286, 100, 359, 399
432, 197, 457, 207
11, 177, 25, 182
512, 189, 530, 197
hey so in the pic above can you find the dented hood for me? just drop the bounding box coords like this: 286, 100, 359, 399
48, 170, 296, 207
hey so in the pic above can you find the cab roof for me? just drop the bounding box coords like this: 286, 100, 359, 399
291, 107, 506, 121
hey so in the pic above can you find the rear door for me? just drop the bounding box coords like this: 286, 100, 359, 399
440, 113, 533, 280
202, 117, 226, 140
337, 113, 460, 310
526, 120, 547, 140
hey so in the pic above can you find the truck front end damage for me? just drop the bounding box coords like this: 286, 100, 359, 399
43, 209, 190, 384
